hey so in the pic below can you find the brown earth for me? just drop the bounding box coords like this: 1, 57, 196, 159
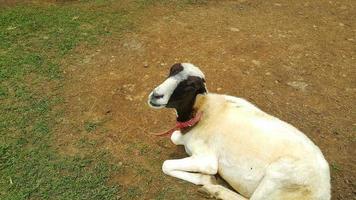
57, 0, 355, 199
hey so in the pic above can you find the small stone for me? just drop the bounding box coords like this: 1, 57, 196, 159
229, 27, 240, 32
265, 72, 271, 75
274, 3, 282, 7
217, 87, 222, 91
125, 95, 133, 101
287, 81, 308, 91
143, 62, 149, 68
251, 60, 261, 66
339, 23, 345, 27
160, 63, 166, 66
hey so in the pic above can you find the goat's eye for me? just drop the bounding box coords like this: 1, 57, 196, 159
186, 80, 196, 86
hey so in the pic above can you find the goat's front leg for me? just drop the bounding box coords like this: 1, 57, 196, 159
170, 130, 184, 145
162, 156, 218, 185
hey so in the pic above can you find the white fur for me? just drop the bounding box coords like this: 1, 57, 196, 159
180, 63, 205, 79
151, 64, 331, 200
164, 94, 331, 200
149, 77, 179, 107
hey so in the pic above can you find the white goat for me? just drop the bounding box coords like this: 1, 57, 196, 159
148, 63, 331, 200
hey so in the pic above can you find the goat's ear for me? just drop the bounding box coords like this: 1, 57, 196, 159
169, 63, 184, 77
197, 79, 207, 94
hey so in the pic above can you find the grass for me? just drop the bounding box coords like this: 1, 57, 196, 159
84, 121, 100, 133
0, 0, 206, 199
0, 2, 131, 199
331, 163, 341, 172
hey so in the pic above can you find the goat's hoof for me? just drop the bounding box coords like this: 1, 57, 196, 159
209, 175, 218, 185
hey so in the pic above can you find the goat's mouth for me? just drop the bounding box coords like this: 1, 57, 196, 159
148, 100, 166, 108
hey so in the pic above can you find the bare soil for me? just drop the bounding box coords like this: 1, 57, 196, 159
58, 0, 355, 199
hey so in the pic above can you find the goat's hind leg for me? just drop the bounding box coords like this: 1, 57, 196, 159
250, 157, 313, 200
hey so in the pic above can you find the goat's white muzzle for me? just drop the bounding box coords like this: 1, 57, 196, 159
148, 91, 166, 108
148, 77, 179, 108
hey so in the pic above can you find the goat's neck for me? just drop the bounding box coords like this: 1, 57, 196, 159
176, 93, 207, 122
176, 101, 195, 122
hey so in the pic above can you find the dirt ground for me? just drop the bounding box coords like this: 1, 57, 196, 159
57, 0, 355, 199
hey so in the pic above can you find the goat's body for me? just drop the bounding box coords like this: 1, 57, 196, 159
170, 93, 330, 200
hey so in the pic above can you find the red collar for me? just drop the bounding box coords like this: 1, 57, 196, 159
151, 111, 203, 137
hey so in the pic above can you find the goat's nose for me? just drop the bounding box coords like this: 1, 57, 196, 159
152, 91, 164, 99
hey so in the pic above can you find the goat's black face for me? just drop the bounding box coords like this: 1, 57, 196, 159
148, 63, 207, 121
166, 76, 206, 109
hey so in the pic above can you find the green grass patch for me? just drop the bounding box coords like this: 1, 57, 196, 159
84, 121, 100, 133
0, 2, 131, 199
330, 163, 341, 172
0, 0, 203, 199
